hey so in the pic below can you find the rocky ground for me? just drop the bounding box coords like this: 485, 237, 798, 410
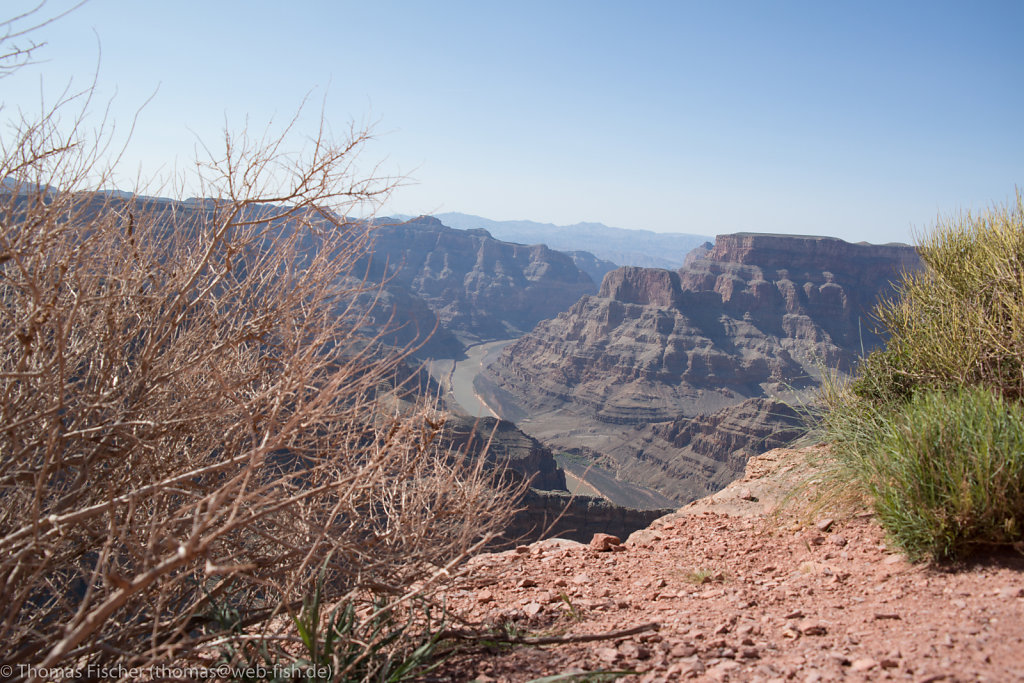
428, 446, 1024, 682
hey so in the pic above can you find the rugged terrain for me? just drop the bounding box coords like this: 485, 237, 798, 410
433, 446, 1024, 682
365, 217, 598, 353
478, 233, 921, 503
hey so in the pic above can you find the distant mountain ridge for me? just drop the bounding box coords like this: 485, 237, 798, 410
422, 212, 711, 270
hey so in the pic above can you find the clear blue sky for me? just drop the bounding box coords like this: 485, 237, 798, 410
5, 0, 1023, 244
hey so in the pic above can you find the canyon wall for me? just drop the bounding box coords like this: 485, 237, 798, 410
479, 233, 920, 502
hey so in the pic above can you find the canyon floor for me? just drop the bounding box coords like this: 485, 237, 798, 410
430, 446, 1024, 682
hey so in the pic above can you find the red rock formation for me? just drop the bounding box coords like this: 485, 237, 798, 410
480, 233, 920, 503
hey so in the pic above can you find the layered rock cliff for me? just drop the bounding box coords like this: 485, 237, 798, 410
479, 233, 920, 502
365, 217, 597, 351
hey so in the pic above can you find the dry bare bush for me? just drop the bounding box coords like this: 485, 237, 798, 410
0, 7, 517, 679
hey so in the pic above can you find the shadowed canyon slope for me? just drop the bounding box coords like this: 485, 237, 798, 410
478, 233, 921, 502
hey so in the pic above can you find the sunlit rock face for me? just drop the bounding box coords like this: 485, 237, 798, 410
479, 233, 920, 502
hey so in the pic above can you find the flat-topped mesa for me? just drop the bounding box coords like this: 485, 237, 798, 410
691, 232, 920, 286
598, 266, 683, 308
707, 232, 914, 263
678, 233, 920, 330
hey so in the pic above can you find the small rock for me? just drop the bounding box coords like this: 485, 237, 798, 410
671, 656, 705, 677
571, 572, 592, 585
517, 577, 537, 588
998, 586, 1024, 599
784, 610, 805, 619
553, 578, 568, 588
741, 647, 761, 659
713, 622, 731, 635
590, 532, 623, 552
739, 487, 756, 501
883, 554, 903, 565
873, 612, 901, 620
816, 518, 835, 532
515, 545, 530, 554
798, 619, 827, 636
618, 641, 651, 660
477, 589, 494, 604
880, 658, 900, 669
671, 643, 697, 657
829, 534, 848, 547
523, 602, 542, 617
711, 660, 741, 673
850, 657, 878, 672
595, 646, 620, 663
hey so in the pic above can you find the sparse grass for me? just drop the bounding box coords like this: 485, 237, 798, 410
558, 591, 583, 621
822, 192, 1024, 561
825, 387, 1024, 561
683, 568, 714, 585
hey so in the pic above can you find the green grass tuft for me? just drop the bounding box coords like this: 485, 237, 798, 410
823, 191, 1024, 561
825, 387, 1024, 560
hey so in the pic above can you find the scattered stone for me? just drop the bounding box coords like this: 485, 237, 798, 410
595, 646, 620, 664
477, 589, 494, 604
874, 612, 901, 620
784, 610, 805, 619
618, 641, 651, 660
517, 577, 538, 588
523, 602, 542, 617
672, 656, 705, 677
739, 487, 756, 501
590, 532, 623, 552
798, 619, 827, 636
816, 518, 835, 532
571, 572, 592, 585
671, 643, 698, 657
710, 660, 741, 675
850, 657, 878, 672
998, 586, 1024, 599
829, 534, 848, 547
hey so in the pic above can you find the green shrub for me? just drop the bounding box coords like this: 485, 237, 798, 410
857, 192, 1024, 403
824, 192, 1024, 560
825, 387, 1024, 560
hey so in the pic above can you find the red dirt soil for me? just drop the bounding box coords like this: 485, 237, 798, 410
430, 447, 1024, 682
